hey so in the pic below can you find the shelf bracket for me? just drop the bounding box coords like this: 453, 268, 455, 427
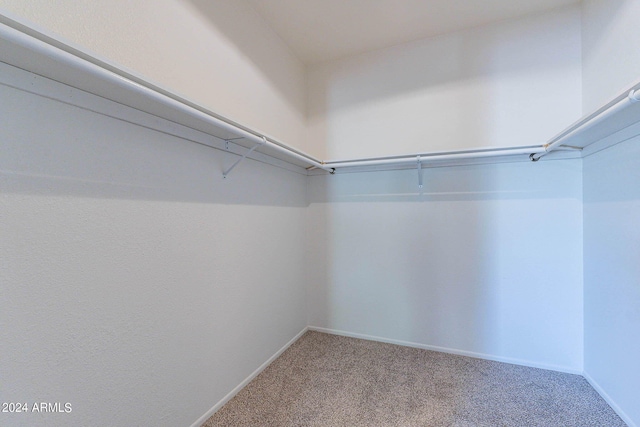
223, 136, 266, 179
417, 156, 423, 188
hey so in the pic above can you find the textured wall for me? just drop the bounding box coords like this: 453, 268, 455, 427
307, 6, 582, 159
0, 67, 308, 427
583, 137, 640, 427
581, 2, 640, 425
306, 160, 584, 372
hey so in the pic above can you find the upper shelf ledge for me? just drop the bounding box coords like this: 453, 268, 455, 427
0, 13, 331, 174
320, 86, 640, 172
1, 13, 639, 175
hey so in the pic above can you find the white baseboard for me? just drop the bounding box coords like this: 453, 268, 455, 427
189, 327, 309, 427
308, 326, 582, 375
189, 326, 635, 427
583, 371, 637, 427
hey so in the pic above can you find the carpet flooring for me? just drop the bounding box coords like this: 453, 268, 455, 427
202, 331, 626, 426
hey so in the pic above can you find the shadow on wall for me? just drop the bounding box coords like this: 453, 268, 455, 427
1, 61, 310, 427
1, 81, 306, 208
184, 0, 305, 117
309, 161, 582, 203
319, 180, 496, 352
583, 140, 640, 203
308, 6, 580, 117
306, 161, 584, 366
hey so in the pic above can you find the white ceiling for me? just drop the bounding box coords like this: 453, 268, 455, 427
246, 0, 581, 64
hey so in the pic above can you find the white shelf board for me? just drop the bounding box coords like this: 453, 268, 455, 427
0, 14, 321, 171
546, 86, 640, 153
1, 12, 638, 175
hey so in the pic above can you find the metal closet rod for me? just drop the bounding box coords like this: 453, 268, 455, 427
0, 17, 333, 174
531, 89, 640, 161
324, 146, 549, 169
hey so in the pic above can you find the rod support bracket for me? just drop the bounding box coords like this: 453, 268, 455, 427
222, 136, 266, 179
417, 156, 423, 188
629, 89, 640, 103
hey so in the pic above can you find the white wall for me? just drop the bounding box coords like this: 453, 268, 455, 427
306, 160, 584, 372
583, 138, 640, 427
581, 2, 640, 425
0, 0, 308, 151
0, 66, 308, 427
582, 0, 640, 113
307, 6, 582, 160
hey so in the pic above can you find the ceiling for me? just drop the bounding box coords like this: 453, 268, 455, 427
246, 0, 581, 64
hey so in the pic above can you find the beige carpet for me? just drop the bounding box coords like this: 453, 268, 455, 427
202, 331, 626, 426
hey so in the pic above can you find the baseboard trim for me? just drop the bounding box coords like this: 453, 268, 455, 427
583, 371, 637, 427
308, 326, 582, 375
188, 326, 635, 427
189, 327, 309, 427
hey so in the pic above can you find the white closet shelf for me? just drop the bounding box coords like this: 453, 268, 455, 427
2, 13, 639, 176
319, 85, 640, 173
0, 14, 329, 175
